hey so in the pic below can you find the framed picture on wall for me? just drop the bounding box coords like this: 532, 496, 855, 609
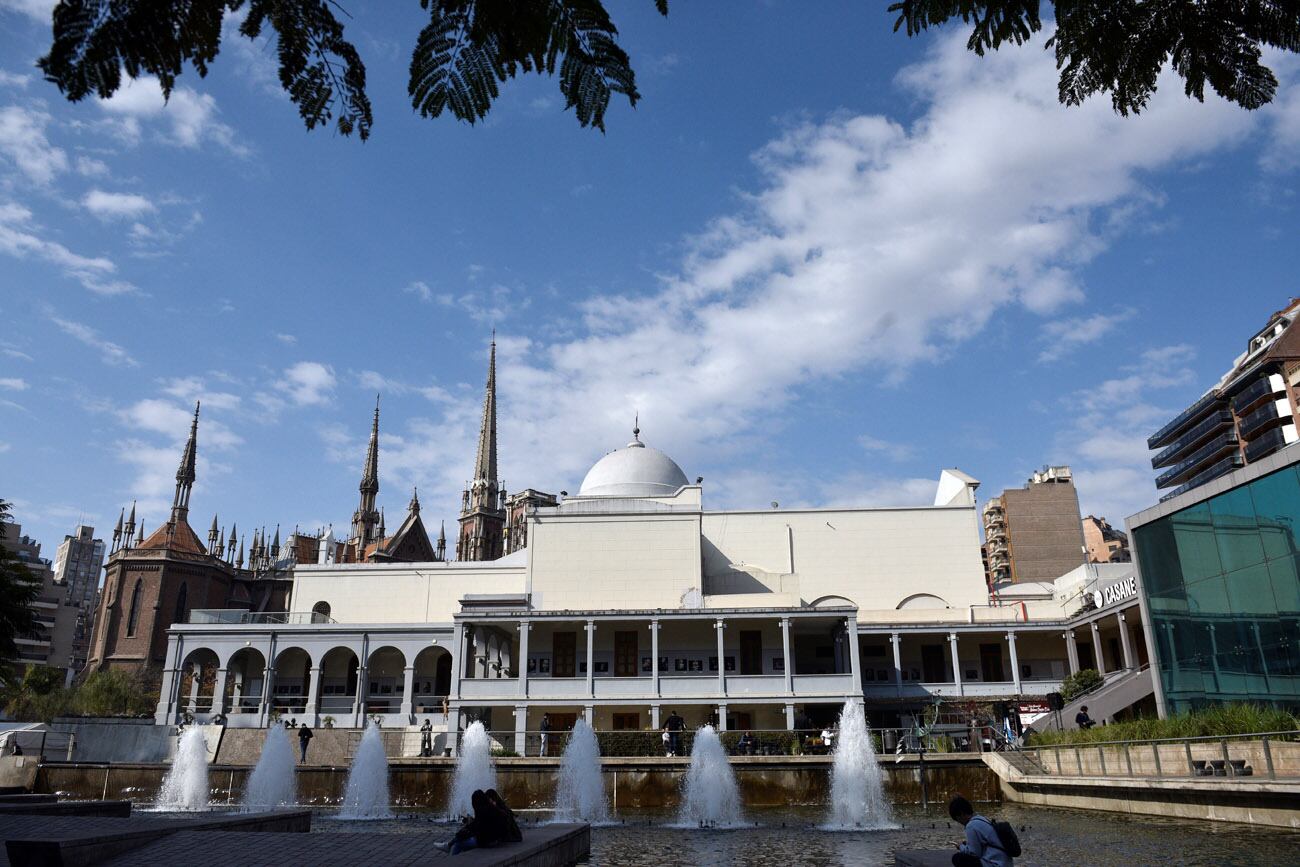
772, 657, 785, 672
674, 658, 688, 672
688, 659, 704, 672
709, 656, 718, 671
527, 658, 537, 673
579, 662, 587, 674
594, 661, 609, 673
659, 656, 669, 670
864, 669, 876, 681
724, 656, 735, 672
539, 658, 550, 674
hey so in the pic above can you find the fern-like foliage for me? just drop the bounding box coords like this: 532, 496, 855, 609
889, 0, 1300, 115
410, 0, 665, 131
39, 0, 372, 139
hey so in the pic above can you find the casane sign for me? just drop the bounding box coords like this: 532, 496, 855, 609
1092, 575, 1138, 609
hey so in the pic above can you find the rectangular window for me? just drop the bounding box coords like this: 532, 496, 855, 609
553, 632, 576, 678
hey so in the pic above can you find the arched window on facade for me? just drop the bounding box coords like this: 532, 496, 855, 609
126, 579, 143, 636
173, 582, 188, 626
311, 601, 331, 623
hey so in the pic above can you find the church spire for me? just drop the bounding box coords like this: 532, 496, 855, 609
171, 402, 200, 522
473, 335, 498, 488
350, 396, 382, 549
123, 502, 136, 547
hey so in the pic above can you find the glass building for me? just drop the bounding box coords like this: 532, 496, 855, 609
1129, 447, 1300, 715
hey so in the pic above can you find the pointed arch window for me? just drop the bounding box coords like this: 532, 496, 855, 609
126, 579, 143, 637
173, 582, 188, 626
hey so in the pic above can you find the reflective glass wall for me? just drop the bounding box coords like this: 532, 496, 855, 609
1133, 464, 1300, 714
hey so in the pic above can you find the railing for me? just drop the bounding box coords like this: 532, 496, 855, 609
1148, 391, 1223, 449
1237, 400, 1286, 439
1149, 410, 1234, 468
1153, 431, 1238, 488
1021, 730, 1300, 781
188, 609, 337, 625
1230, 374, 1282, 415
1244, 425, 1289, 462
446, 725, 1007, 759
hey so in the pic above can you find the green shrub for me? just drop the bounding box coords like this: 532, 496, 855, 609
1028, 703, 1300, 747
1060, 668, 1103, 702
72, 670, 155, 717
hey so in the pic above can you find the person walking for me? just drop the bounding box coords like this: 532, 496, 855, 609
948, 794, 1013, 866
297, 723, 313, 763
666, 710, 685, 757
539, 713, 552, 757
420, 718, 434, 757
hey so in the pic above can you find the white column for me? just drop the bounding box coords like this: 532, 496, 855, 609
585, 620, 595, 698
187, 663, 201, 712
584, 704, 594, 725
514, 704, 527, 757
780, 617, 793, 695
1118, 612, 1135, 670
518, 621, 530, 698
400, 665, 416, 717
948, 632, 962, 696
651, 705, 661, 730
305, 666, 321, 725
890, 632, 903, 696
1091, 621, 1106, 675
154, 635, 182, 724
1065, 630, 1080, 675
784, 703, 795, 731
450, 623, 465, 698
717, 704, 728, 732
846, 617, 862, 694
353, 665, 369, 727
211, 668, 228, 716
258, 665, 277, 727
715, 619, 727, 696
1006, 632, 1021, 694
650, 619, 661, 698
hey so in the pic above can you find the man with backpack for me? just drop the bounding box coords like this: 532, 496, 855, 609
948, 794, 1018, 866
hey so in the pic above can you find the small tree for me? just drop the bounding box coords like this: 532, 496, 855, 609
0, 501, 39, 690
73, 670, 156, 718
1060, 668, 1103, 702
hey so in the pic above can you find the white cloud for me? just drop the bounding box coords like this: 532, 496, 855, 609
82, 189, 156, 220
74, 155, 109, 177
0, 0, 54, 20
1037, 308, 1137, 362
276, 361, 336, 407
98, 76, 249, 156
117, 397, 242, 449
159, 376, 242, 411
0, 441, 9, 453
857, 435, 914, 462
275, 333, 297, 345
370, 29, 1280, 524
0, 70, 31, 88
49, 314, 138, 366
0, 377, 27, 390
0, 106, 68, 184
403, 280, 433, 302
0, 202, 138, 295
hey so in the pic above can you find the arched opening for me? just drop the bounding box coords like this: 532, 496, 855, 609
896, 593, 950, 610
224, 647, 267, 715
809, 595, 857, 609
177, 647, 219, 716
126, 579, 143, 636
271, 647, 312, 718
366, 646, 406, 716
311, 601, 331, 623
173, 582, 188, 626
413, 645, 451, 715
319, 646, 360, 723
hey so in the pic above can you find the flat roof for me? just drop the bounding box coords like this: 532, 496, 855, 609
1127, 441, 1300, 530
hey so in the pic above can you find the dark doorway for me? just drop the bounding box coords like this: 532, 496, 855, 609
614, 631, 638, 677
979, 643, 1004, 682
740, 630, 763, 675
1077, 641, 1096, 672
553, 632, 577, 678
921, 644, 947, 682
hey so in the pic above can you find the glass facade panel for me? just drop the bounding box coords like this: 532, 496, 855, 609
1134, 462, 1300, 714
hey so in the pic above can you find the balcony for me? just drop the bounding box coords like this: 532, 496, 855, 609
1160, 452, 1245, 501
1148, 392, 1226, 450
189, 609, 338, 625
1154, 431, 1239, 489
1230, 373, 1284, 416
1238, 400, 1288, 440
1244, 425, 1290, 463
1150, 410, 1234, 469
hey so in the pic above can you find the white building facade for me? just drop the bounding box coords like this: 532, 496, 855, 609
156, 434, 1150, 745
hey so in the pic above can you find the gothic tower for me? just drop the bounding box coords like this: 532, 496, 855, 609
458, 337, 506, 561
350, 395, 382, 550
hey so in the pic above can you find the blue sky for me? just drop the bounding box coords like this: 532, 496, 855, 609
2, 2, 1298, 554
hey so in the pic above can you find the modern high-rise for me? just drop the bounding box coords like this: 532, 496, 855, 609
1, 519, 82, 678
52, 525, 104, 673
983, 465, 1087, 584
1148, 298, 1300, 500
1082, 515, 1130, 564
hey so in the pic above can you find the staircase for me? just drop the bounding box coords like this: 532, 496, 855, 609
999, 749, 1050, 776
1038, 666, 1156, 732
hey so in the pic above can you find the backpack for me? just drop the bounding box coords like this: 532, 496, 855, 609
979, 817, 1022, 858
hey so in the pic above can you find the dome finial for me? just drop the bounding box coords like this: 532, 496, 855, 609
633, 412, 639, 441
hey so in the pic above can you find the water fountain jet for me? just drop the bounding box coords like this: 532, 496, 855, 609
553, 719, 609, 824
826, 698, 895, 830
242, 724, 296, 810
157, 726, 210, 811
678, 725, 742, 828
339, 721, 393, 819
448, 721, 497, 819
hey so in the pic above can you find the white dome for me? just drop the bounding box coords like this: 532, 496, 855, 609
578, 435, 689, 498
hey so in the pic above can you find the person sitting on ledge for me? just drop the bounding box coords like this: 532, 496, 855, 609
486, 788, 522, 843
949, 794, 1012, 867
439, 790, 508, 855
